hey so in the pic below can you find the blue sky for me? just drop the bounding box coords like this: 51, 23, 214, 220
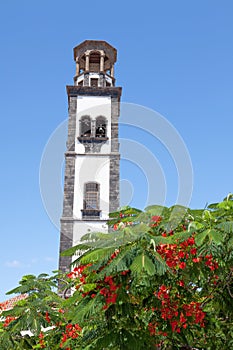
0, 0, 232, 300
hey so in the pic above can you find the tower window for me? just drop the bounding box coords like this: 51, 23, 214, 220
82, 182, 101, 219
80, 116, 91, 137
91, 78, 98, 87
95, 116, 107, 138
78, 115, 108, 147
84, 182, 99, 209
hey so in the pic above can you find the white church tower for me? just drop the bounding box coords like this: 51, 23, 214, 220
59, 40, 122, 273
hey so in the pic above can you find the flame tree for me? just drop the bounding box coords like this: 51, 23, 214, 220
1, 195, 233, 349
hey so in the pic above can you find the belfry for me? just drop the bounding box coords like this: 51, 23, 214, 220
59, 40, 122, 273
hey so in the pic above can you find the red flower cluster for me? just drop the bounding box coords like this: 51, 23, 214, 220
156, 232, 219, 276
67, 264, 91, 280
150, 215, 162, 227
67, 264, 93, 297
3, 316, 15, 327
148, 321, 167, 337
109, 249, 120, 261
205, 254, 219, 271
39, 332, 46, 348
182, 302, 205, 326
100, 275, 119, 309
191, 254, 218, 272
156, 237, 195, 270
67, 261, 121, 309
152, 285, 206, 334
45, 311, 51, 323
60, 323, 82, 348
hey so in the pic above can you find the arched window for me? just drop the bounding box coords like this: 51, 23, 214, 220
80, 116, 91, 137
89, 51, 100, 72
95, 116, 107, 138
83, 182, 100, 210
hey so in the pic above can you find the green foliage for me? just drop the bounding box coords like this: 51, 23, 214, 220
1, 195, 233, 349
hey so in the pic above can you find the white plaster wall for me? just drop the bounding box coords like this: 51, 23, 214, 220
75, 96, 111, 154
73, 156, 110, 220
72, 96, 111, 250
73, 220, 108, 248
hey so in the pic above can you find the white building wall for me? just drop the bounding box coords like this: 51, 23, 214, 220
75, 96, 112, 154
73, 220, 108, 248
73, 156, 110, 220
72, 95, 112, 247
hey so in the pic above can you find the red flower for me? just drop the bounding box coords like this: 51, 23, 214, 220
110, 284, 118, 292
60, 323, 82, 347
104, 276, 113, 284
180, 313, 187, 324
110, 249, 120, 259
187, 237, 195, 246
100, 287, 109, 296
79, 276, 86, 283
3, 316, 16, 328
106, 293, 117, 304
190, 248, 197, 255
152, 215, 162, 222
179, 262, 186, 269
151, 216, 162, 227
178, 251, 185, 258
205, 254, 212, 260
171, 320, 178, 332
45, 311, 51, 323
178, 280, 185, 287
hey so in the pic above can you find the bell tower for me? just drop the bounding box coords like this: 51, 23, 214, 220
59, 40, 122, 273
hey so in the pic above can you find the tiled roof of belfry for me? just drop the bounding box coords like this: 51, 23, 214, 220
0, 294, 28, 312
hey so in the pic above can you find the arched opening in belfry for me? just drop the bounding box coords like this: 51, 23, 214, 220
95, 116, 107, 138
89, 51, 100, 72
80, 115, 91, 137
